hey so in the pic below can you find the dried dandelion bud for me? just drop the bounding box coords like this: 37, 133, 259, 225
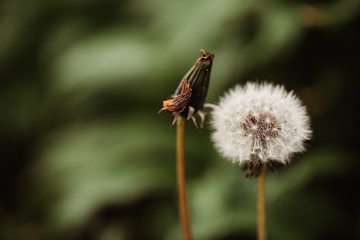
211, 82, 311, 176
159, 49, 214, 128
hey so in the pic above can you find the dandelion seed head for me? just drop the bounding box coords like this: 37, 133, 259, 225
211, 82, 312, 165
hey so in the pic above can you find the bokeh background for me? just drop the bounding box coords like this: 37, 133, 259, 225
1, 0, 359, 239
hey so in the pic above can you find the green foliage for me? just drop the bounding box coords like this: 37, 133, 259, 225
1, 0, 359, 239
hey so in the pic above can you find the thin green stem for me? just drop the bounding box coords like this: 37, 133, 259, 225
257, 165, 267, 240
176, 116, 192, 240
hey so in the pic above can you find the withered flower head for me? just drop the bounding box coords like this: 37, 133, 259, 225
211, 82, 312, 177
159, 49, 214, 128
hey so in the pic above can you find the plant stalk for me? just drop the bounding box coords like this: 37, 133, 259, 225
176, 116, 192, 240
257, 165, 267, 240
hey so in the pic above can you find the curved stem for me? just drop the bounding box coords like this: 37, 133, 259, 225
176, 116, 192, 240
257, 165, 267, 240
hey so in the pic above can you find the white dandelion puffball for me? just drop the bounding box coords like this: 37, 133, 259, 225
211, 82, 311, 165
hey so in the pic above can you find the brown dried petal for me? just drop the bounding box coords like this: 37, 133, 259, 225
162, 78, 192, 112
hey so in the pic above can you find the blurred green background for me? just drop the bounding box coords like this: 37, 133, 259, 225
1, 0, 359, 239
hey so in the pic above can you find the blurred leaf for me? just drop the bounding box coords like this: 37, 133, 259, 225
29, 116, 175, 231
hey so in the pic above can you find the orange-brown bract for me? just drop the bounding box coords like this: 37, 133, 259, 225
162, 79, 192, 112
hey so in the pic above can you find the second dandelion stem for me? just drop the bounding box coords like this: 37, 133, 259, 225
176, 116, 192, 240
257, 165, 267, 240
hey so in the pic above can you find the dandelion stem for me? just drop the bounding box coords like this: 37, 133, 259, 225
176, 116, 192, 240
257, 165, 267, 240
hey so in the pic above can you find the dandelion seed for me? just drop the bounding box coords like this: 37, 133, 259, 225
211, 82, 311, 176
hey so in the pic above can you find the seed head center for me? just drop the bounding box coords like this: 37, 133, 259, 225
241, 113, 281, 140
